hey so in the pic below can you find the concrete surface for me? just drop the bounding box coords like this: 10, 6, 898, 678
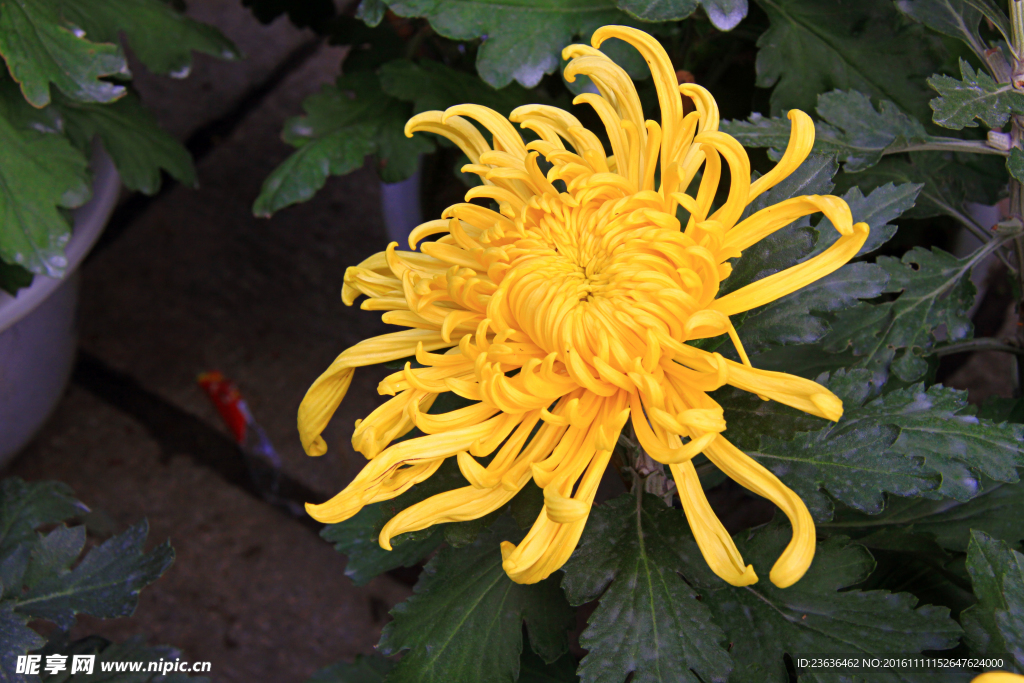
8, 4, 411, 682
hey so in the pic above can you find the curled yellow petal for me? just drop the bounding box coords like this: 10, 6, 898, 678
301, 22, 868, 589
703, 436, 816, 588
670, 460, 757, 586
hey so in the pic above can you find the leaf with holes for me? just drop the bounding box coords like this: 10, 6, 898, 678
378, 517, 574, 683
696, 521, 962, 683
962, 531, 1024, 671
55, 0, 241, 76
56, 91, 195, 194
754, 0, 943, 119
560, 494, 732, 683
0, 0, 128, 107
382, 0, 636, 89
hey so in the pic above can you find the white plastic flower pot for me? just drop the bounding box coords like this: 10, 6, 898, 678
0, 149, 121, 468
380, 162, 423, 247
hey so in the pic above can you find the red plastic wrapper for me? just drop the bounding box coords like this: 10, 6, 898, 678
197, 371, 281, 472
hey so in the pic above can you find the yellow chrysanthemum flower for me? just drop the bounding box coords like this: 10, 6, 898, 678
973, 674, 1024, 682
298, 25, 868, 588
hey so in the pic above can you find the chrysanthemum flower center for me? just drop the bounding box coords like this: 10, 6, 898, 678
502, 192, 706, 375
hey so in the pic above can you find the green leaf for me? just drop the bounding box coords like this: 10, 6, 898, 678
0, 605, 45, 683
379, 59, 539, 117
754, 0, 942, 119
747, 371, 1024, 520
16, 520, 174, 630
962, 531, 1024, 670
824, 245, 981, 384
379, 517, 574, 683
835, 151, 1004, 221
382, 0, 634, 88
254, 73, 386, 216
728, 161, 915, 354
0, 0, 128, 107
0, 259, 33, 295
979, 397, 1024, 424
518, 650, 578, 683
54, 0, 241, 76
615, 0, 698, 22
0, 103, 92, 276
306, 653, 394, 683
822, 480, 1024, 553
0, 478, 86, 557
560, 494, 732, 683
321, 503, 443, 586
1008, 147, 1024, 183
929, 58, 1024, 129
23, 524, 86, 590
721, 153, 838, 297
722, 90, 971, 174
56, 91, 195, 194
699, 521, 963, 683
895, 0, 1010, 60
375, 99, 435, 184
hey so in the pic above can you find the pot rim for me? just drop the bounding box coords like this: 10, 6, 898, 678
0, 147, 121, 335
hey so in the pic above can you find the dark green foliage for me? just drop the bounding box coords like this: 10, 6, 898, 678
735, 370, 1024, 519
378, 517, 574, 683
56, 92, 196, 194
54, 0, 241, 77
823, 246, 981, 383
0, 86, 91, 277
929, 59, 1024, 129
822, 480, 1024, 553
560, 494, 732, 683
698, 521, 963, 683
382, 0, 635, 89
0, 479, 173, 682
0, 0, 128, 108
723, 90, 936, 173
753, 0, 943, 119
962, 531, 1024, 671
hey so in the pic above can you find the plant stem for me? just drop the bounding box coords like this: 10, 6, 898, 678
1007, 2, 1024, 396
901, 140, 1009, 157
933, 338, 1024, 357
